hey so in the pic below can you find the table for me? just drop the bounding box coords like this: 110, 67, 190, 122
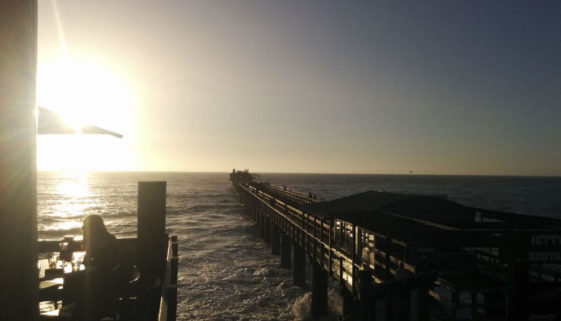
38, 252, 85, 315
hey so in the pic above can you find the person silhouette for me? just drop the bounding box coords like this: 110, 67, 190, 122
82, 214, 118, 272
63, 215, 120, 321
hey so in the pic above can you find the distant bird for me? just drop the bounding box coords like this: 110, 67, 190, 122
37, 107, 123, 138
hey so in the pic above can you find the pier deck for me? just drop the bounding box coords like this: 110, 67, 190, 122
231, 170, 561, 321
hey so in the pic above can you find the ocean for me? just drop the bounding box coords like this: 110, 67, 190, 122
38, 171, 561, 320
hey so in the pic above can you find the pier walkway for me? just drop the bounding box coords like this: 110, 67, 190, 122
231, 170, 561, 321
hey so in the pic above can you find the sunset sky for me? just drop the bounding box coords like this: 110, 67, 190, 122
36, 1, 561, 175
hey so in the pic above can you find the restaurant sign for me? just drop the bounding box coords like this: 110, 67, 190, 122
501, 233, 561, 263
528, 235, 561, 263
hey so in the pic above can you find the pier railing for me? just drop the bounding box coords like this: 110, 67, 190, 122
238, 183, 359, 290
232, 173, 561, 320
158, 235, 179, 321
248, 182, 324, 205
235, 181, 435, 320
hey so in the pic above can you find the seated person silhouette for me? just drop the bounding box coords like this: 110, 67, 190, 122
62, 215, 121, 321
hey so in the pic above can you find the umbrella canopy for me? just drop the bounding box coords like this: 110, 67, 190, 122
37, 106, 123, 138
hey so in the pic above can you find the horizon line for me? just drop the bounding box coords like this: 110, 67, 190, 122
37, 169, 561, 178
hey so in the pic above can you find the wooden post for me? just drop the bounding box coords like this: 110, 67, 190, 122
0, 1, 38, 320
358, 268, 375, 320
257, 209, 263, 236
311, 262, 328, 317
137, 181, 167, 320
260, 212, 266, 239
264, 218, 271, 244
386, 235, 392, 278
280, 233, 292, 268
293, 244, 306, 286
138, 181, 167, 275
168, 236, 179, 321
271, 225, 280, 255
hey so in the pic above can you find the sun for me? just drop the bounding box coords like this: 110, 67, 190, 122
36, 56, 135, 171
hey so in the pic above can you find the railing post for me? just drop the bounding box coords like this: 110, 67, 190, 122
0, 1, 38, 320
386, 234, 392, 278
168, 236, 179, 321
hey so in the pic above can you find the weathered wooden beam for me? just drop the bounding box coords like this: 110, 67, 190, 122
0, 1, 38, 320
280, 233, 292, 268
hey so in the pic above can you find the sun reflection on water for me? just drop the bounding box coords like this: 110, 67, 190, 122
55, 173, 89, 198
41, 171, 94, 234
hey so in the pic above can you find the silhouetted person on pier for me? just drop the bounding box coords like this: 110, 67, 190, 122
63, 215, 121, 321
82, 214, 119, 272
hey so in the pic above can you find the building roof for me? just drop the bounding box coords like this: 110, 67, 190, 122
303, 191, 561, 244
305, 191, 473, 225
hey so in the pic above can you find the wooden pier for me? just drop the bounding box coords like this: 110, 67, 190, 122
231, 170, 561, 321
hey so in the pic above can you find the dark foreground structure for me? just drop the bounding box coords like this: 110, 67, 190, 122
37, 182, 178, 321
231, 170, 561, 321
0, 4, 177, 320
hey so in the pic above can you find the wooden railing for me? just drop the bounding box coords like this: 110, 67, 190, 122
158, 235, 179, 321
237, 182, 427, 293
236, 182, 437, 320
249, 182, 324, 205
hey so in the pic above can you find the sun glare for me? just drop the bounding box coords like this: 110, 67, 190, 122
37, 56, 135, 171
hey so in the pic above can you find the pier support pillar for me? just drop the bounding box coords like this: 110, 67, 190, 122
264, 218, 271, 244
271, 225, 280, 255
259, 212, 266, 238
280, 233, 292, 268
293, 244, 306, 286
311, 262, 329, 317
265, 217, 272, 244
0, 2, 38, 320
257, 211, 263, 237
